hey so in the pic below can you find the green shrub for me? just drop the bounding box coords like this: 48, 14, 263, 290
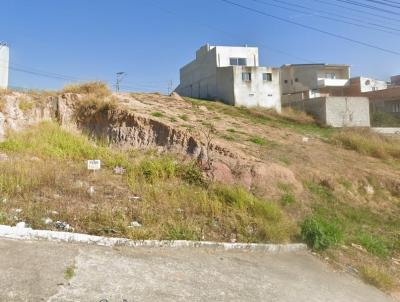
178, 162, 207, 187
301, 216, 343, 250
357, 233, 389, 258
306, 181, 336, 203
179, 114, 189, 121
249, 136, 268, 145
165, 224, 200, 240
151, 112, 163, 117
138, 157, 177, 183
280, 193, 296, 205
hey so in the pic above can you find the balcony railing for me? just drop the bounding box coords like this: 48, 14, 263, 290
318, 78, 349, 87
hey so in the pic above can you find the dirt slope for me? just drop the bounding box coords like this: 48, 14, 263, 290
0, 88, 399, 297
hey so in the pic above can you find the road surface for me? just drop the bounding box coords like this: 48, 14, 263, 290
0, 238, 393, 302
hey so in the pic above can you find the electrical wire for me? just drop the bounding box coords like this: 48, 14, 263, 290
251, 0, 400, 35
220, 0, 400, 56
264, 0, 400, 33
310, 0, 400, 23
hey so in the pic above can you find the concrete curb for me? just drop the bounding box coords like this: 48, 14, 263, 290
0, 225, 307, 253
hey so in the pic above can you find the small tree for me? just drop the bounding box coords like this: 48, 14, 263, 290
201, 123, 216, 170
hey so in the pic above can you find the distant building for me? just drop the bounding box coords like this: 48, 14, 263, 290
364, 87, 400, 118
391, 75, 400, 86
280, 64, 370, 127
175, 44, 281, 112
0, 42, 9, 89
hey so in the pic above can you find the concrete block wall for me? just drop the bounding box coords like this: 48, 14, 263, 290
286, 97, 370, 127
325, 97, 370, 127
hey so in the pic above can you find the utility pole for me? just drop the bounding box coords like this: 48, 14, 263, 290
115, 72, 126, 92
167, 80, 173, 95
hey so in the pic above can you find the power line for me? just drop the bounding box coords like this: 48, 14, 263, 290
251, 0, 400, 35
264, 0, 400, 33
362, 0, 400, 9
310, 0, 400, 23
220, 0, 400, 56
147, 0, 315, 63
335, 0, 400, 15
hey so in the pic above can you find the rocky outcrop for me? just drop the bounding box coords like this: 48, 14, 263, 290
0, 92, 303, 195
0, 92, 56, 141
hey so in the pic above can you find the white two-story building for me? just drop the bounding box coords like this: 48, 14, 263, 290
175, 44, 281, 112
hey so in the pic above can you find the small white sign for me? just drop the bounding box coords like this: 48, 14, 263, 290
87, 160, 101, 171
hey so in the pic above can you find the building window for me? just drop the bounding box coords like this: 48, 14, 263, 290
325, 73, 336, 79
242, 72, 252, 81
393, 103, 400, 113
263, 73, 272, 81
284, 80, 288, 84
230, 58, 247, 66
295, 78, 299, 82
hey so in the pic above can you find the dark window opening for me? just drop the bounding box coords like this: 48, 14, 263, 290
242, 72, 252, 81
230, 57, 247, 66
263, 73, 272, 81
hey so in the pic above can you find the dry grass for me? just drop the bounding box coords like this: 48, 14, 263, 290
0, 122, 296, 243
75, 95, 118, 119
62, 81, 111, 98
360, 266, 396, 291
333, 128, 400, 159
0, 97, 5, 112
18, 97, 35, 112
279, 107, 315, 124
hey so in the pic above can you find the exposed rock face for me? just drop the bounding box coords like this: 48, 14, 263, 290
0, 93, 56, 141
0, 92, 303, 195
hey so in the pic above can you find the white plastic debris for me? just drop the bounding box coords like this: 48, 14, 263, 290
365, 185, 374, 195
113, 166, 126, 175
14, 209, 22, 214
42, 217, 53, 225
302, 137, 309, 143
129, 221, 142, 228
129, 195, 141, 201
51, 211, 59, 215
16, 222, 26, 229
87, 186, 95, 195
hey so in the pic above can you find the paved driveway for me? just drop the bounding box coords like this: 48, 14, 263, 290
0, 238, 393, 302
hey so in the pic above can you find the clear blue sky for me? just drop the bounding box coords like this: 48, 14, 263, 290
1, 0, 399, 93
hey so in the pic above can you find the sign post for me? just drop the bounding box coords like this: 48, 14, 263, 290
87, 160, 101, 172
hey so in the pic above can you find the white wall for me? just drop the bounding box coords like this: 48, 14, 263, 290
232, 66, 281, 112
358, 77, 387, 92
176, 45, 260, 100
0, 45, 9, 89
280, 64, 350, 95
176, 44, 280, 111
177, 46, 218, 99
214, 46, 259, 67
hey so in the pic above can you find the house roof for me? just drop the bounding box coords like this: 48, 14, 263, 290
281, 63, 350, 68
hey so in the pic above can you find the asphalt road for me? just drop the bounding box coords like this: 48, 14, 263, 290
0, 238, 393, 302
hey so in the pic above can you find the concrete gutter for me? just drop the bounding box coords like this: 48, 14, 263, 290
0, 224, 307, 253
371, 127, 400, 135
